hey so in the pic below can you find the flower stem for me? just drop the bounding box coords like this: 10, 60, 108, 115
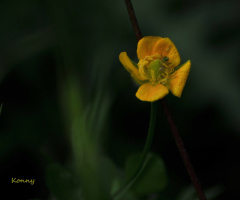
124, 0, 142, 41
113, 102, 158, 200
160, 99, 207, 200
124, 0, 207, 200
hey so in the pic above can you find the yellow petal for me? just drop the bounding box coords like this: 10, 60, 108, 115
137, 36, 162, 59
119, 52, 146, 84
169, 60, 191, 98
136, 83, 169, 102
137, 36, 181, 68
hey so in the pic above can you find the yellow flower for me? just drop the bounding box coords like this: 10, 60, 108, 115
119, 36, 191, 102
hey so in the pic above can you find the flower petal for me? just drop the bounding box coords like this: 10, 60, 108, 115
137, 36, 180, 68
137, 36, 162, 60
169, 60, 191, 97
119, 52, 146, 84
136, 83, 169, 102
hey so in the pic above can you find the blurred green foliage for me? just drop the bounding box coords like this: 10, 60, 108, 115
1, 0, 240, 199
125, 153, 167, 196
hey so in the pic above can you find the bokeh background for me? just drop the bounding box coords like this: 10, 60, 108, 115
1, 0, 240, 199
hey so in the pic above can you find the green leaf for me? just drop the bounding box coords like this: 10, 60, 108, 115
125, 152, 168, 196
98, 156, 122, 195
45, 163, 82, 200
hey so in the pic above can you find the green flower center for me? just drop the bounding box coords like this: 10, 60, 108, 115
138, 54, 173, 86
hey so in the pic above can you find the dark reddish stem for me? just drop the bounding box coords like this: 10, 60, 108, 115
160, 98, 207, 200
124, 0, 207, 199
124, 0, 142, 41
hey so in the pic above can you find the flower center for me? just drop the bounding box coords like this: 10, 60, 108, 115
138, 54, 172, 86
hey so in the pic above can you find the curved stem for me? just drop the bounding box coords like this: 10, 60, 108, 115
113, 102, 158, 200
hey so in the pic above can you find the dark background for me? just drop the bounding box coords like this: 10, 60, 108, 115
1, 0, 240, 199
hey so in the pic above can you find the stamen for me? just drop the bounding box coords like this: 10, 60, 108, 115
162, 63, 168, 68
170, 68, 175, 73
137, 54, 172, 85
138, 60, 149, 79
